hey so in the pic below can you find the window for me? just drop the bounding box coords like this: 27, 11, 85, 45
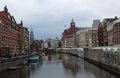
0, 20, 1, 26
8, 13, 11, 20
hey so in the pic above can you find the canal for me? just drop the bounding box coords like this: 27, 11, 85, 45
0, 54, 118, 78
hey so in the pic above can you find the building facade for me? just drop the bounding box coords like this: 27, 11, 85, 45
107, 24, 113, 46
92, 20, 100, 30
103, 17, 118, 46
17, 21, 25, 54
50, 38, 59, 48
23, 27, 29, 53
30, 29, 34, 52
113, 18, 120, 45
92, 20, 99, 47
0, 6, 28, 57
74, 29, 92, 48
65, 34, 75, 48
92, 30, 98, 47
61, 19, 78, 47
98, 17, 118, 46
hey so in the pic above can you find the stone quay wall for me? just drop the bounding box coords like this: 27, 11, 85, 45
0, 56, 28, 72
56, 47, 120, 77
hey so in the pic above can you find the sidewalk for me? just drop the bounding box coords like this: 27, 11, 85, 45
0, 55, 28, 64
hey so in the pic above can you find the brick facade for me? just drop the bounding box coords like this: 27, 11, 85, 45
98, 22, 104, 46
98, 17, 117, 46
0, 6, 27, 57
61, 19, 78, 47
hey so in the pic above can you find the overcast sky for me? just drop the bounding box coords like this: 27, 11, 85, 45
0, 0, 120, 40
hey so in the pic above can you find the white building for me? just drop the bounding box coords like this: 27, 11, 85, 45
65, 34, 75, 48
50, 38, 59, 48
44, 40, 48, 48
75, 29, 92, 48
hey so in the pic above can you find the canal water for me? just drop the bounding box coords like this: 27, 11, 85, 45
0, 54, 119, 78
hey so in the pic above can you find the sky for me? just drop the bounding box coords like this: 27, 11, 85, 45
0, 0, 120, 40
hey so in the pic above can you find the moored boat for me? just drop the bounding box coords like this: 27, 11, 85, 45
29, 55, 39, 62
7, 66, 22, 70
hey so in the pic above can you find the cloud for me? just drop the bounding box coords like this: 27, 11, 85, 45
0, 0, 120, 39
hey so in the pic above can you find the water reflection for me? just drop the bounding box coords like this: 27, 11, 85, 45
0, 54, 119, 78
29, 62, 39, 71
62, 54, 81, 76
0, 66, 29, 78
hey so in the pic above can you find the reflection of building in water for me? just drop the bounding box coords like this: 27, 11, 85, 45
28, 61, 43, 77
47, 54, 62, 61
62, 55, 81, 75
84, 60, 116, 78
48, 55, 52, 61
29, 62, 39, 71
0, 66, 28, 78
18, 67, 28, 78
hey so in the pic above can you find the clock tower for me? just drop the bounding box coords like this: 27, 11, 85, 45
30, 29, 34, 44
70, 19, 75, 29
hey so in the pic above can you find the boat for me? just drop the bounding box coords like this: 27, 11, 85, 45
7, 65, 22, 70
29, 55, 39, 62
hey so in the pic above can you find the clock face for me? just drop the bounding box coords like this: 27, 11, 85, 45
72, 23, 74, 25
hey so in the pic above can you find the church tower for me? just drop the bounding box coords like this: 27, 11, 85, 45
30, 29, 34, 44
70, 19, 75, 29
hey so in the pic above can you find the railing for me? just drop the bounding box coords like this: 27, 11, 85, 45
57, 47, 120, 68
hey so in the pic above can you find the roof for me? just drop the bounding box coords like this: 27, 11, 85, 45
113, 18, 120, 24
78, 27, 91, 30
103, 17, 117, 22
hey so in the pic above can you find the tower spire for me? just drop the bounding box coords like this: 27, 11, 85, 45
70, 18, 75, 27
30, 28, 34, 43
72, 18, 74, 22
4, 5, 8, 13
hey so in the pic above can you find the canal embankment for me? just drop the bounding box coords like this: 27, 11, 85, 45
0, 53, 42, 72
56, 47, 120, 77
84, 57, 120, 77
0, 56, 29, 72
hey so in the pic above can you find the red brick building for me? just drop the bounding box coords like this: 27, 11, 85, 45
61, 19, 78, 47
0, 6, 25, 57
98, 22, 104, 46
98, 17, 118, 46
17, 21, 25, 54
